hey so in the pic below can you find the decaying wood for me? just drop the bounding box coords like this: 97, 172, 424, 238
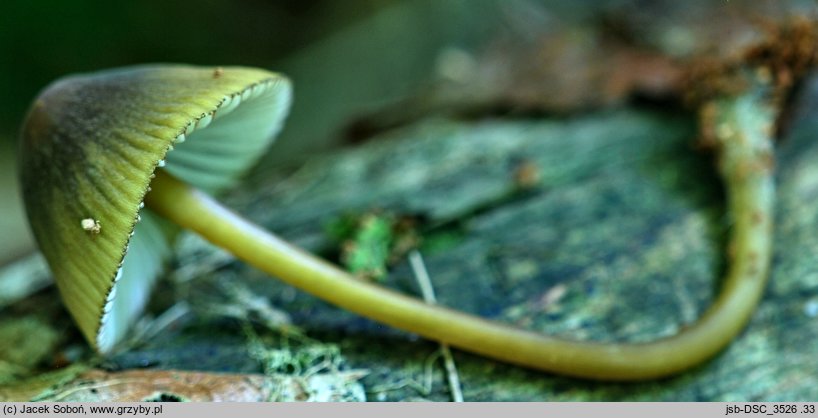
3, 101, 818, 401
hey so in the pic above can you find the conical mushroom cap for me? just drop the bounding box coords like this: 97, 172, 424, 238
19, 65, 292, 352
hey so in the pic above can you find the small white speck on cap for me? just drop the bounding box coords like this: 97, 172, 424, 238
81, 218, 101, 234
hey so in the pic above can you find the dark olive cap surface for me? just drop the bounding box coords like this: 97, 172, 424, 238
20, 65, 291, 352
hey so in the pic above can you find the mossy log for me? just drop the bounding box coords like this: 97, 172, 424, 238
3, 101, 818, 400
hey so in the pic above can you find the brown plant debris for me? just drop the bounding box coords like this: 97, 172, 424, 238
684, 17, 818, 107
30, 368, 363, 402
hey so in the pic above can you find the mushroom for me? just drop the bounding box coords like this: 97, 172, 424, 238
20, 65, 292, 352
20, 63, 775, 381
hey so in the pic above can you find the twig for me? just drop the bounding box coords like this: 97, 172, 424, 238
408, 250, 464, 402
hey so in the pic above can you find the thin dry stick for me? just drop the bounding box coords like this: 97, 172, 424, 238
408, 250, 464, 402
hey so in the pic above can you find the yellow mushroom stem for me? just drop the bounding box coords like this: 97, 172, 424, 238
145, 88, 775, 381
